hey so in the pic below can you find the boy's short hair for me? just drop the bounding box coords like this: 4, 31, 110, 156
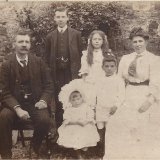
102, 53, 117, 66
55, 7, 69, 16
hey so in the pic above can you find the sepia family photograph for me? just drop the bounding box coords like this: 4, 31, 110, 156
0, 0, 160, 159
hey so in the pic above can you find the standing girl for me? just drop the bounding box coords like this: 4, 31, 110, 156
79, 30, 109, 83
79, 30, 110, 158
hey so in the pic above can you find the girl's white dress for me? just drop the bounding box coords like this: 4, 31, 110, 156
104, 51, 160, 160
79, 50, 105, 83
95, 74, 125, 122
57, 103, 100, 149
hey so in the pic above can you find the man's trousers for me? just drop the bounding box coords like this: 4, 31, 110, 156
0, 106, 50, 158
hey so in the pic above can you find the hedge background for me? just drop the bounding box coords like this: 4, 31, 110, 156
0, 1, 160, 66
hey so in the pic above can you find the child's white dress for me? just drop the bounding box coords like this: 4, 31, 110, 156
95, 74, 125, 122
79, 50, 105, 83
57, 103, 100, 149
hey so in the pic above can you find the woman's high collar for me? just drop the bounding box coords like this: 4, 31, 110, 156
134, 50, 148, 57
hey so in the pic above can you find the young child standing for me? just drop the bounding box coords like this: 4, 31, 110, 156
79, 30, 109, 83
95, 54, 125, 158
57, 79, 99, 158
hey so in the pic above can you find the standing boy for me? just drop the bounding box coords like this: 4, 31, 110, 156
95, 54, 125, 158
45, 7, 82, 127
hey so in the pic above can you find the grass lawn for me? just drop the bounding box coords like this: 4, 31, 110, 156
11, 131, 101, 159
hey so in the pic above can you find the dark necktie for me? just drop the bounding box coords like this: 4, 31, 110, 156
20, 60, 27, 68
19, 60, 28, 83
60, 29, 63, 34
128, 54, 142, 77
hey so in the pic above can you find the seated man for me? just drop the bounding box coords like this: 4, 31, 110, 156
0, 29, 54, 159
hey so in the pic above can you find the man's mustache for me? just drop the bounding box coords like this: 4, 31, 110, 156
21, 47, 29, 51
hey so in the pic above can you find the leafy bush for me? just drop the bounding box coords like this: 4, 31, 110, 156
15, 1, 135, 57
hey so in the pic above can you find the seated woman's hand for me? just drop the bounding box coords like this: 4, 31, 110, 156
138, 100, 152, 113
110, 106, 118, 115
82, 73, 88, 81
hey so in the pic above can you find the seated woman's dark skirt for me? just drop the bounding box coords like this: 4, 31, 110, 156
128, 80, 149, 86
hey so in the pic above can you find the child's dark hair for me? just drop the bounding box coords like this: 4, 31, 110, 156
87, 30, 109, 66
102, 51, 117, 67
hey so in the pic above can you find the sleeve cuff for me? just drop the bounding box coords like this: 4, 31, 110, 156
13, 105, 21, 110
40, 99, 47, 105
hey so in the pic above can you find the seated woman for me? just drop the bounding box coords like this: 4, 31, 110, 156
104, 27, 160, 160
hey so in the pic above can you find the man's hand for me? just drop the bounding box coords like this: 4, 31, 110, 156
110, 106, 118, 115
35, 100, 47, 109
138, 100, 152, 113
15, 107, 30, 120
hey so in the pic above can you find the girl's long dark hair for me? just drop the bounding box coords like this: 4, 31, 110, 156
87, 30, 109, 66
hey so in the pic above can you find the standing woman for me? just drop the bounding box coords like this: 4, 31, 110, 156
104, 27, 160, 159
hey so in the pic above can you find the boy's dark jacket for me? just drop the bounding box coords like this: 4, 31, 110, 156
45, 27, 82, 81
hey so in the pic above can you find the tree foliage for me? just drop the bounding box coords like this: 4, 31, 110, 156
15, 1, 135, 56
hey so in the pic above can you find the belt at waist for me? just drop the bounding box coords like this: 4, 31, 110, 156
128, 80, 149, 86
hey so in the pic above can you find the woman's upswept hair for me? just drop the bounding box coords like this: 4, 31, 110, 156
129, 27, 149, 40
87, 30, 109, 66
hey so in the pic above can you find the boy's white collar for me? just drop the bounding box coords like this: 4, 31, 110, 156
58, 25, 68, 33
105, 73, 117, 78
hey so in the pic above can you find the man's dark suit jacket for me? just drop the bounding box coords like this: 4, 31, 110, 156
45, 27, 82, 82
0, 53, 54, 109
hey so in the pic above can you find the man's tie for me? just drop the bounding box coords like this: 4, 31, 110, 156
128, 54, 142, 77
60, 29, 63, 33
20, 60, 28, 82
20, 60, 27, 68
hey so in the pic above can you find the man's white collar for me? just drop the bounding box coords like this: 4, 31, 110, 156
58, 25, 68, 33
16, 54, 28, 67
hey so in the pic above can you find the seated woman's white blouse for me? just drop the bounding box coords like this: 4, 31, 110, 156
118, 50, 160, 101
79, 50, 105, 82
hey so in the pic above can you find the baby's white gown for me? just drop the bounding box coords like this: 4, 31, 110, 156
57, 103, 99, 149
